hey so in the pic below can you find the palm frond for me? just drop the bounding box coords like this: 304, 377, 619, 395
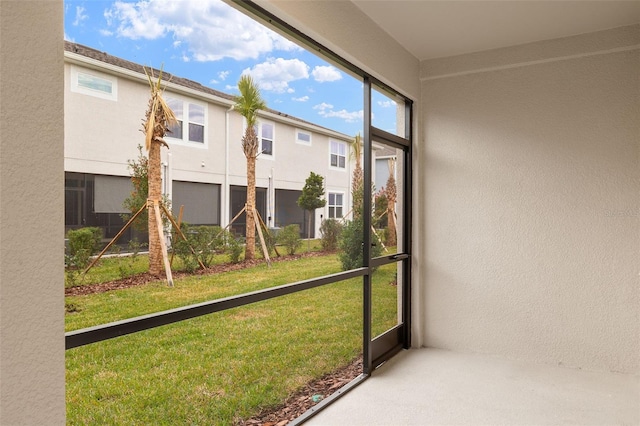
143, 66, 177, 151
234, 75, 266, 127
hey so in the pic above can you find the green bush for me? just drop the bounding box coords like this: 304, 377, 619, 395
278, 224, 302, 255
66, 227, 102, 269
227, 235, 243, 263
255, 227, 278, 257
320, 219, 343, 252
338, 218, 382, 271
173, 224, 225, 271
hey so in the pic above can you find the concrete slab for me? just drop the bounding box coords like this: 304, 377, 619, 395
306, 348, 639, 425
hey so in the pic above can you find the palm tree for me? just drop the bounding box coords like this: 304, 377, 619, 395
143, 68, 175, 276
234, 75, 266, 260
385, 158, 397, 247
351, 133, 364, 220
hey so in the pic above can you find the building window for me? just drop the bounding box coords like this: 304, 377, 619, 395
70, 66, 117, 101
166, 97, 206, 145
330, 140, 346, 169
296, 129, 312, 145
258, 121, 274, 157
328, 192, 344, 219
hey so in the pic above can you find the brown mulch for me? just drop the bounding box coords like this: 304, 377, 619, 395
234, 355, 363, 426
65, 251, 328, 296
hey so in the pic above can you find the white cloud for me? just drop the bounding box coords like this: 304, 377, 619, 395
313, 102, 333, 111
311, 65, 341, 83
314, 103, 363, 123
210, 70, 230, 85
99, 29, 113, 36
64, 32, 75, 42
242, 58, 309, 93
73, 6, 88, 26
377, 100, 396, 108
292, 96, 309, 102
104, 0, 300, 61
225, 84, 237, 91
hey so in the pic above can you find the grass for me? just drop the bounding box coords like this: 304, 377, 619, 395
66, 246, 399, 425
66, 239, 326, 288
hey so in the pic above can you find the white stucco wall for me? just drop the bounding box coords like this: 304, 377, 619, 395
420, 25, 639, 374
0, 1, 66, 423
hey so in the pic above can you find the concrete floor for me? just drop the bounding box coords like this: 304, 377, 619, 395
306, 348, 639, 425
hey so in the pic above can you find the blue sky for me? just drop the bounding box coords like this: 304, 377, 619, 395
64, 0, 398, 137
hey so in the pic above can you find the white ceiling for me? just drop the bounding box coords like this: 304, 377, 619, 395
351, 1, 640, 61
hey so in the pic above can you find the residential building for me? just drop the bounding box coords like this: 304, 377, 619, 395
1, 1, 638, 425
64, 41, 355, 242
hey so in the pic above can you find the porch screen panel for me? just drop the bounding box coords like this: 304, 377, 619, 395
274, 189, 306, 232
94, 175, 131, 214
172, 181, 220, 225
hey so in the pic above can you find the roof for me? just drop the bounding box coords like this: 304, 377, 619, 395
64, 41, 353, 141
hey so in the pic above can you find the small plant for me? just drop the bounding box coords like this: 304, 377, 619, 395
278, 224, 302, 255
338, 218, 382, 271
64, 264, 82, 288
227, 235, 243, 263
256, 227, 278, 257
116, 239, 147, 279
173, 225, 225, 272
65, 302, 81, 314
65, 227, 102, 287
320, 219, 343, 252
66, 227, 102, 269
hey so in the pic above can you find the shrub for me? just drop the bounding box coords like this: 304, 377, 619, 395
227, 235, 243, 263
66, 227, 102, 269
173, 224, 225, 271
320, 219, 342, 252
278, 224, 302, 255
255, 227, 278, 257
338, 218, 382, 271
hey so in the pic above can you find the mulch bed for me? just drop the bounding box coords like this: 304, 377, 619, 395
66, 250, 362, 424
65, 251, 328, 296
234, 356, 363, 426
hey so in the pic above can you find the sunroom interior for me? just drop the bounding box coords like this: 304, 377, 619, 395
0, 0, 638, 424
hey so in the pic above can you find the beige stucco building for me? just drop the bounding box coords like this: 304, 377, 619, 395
1, 1, 637, 424
64, 41, 355, 241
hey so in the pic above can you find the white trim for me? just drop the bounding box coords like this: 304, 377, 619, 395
164, 94, 208, 149
70, 65, 117, 101
258, 119, 275, 160
295, 128, 312, 146
327, 190, 345, 219
329, 139, 347, 171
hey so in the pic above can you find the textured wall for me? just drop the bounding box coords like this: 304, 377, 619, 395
420, 26, 639, 373
0, 1, 66, 424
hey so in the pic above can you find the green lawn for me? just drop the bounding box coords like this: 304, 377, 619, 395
66, 252, 399, 425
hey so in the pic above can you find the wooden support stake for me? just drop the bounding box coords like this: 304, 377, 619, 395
208, 205, 247, 248
253, 208, 271, 267
160, 204, 205, 270
152, 200, 173, 287
83, 202, 147, 275
256, 210, 280, 257
371, 225, 389, 253
170, 205, 184, 266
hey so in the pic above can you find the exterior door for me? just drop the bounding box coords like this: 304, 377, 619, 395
364, 80, 412, 372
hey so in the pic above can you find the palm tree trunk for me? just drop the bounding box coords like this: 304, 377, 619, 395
245, 156, 256, 260
148, 141, 163, 275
